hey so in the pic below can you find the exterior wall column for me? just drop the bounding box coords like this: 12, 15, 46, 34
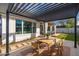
45, 22, 48, 33
22, 20, 23, 34
50, 26, 52, 34
36, 22, 40, 37
54, 25, 56, 35
43, 22, 45, 34
32, 22, 33, 33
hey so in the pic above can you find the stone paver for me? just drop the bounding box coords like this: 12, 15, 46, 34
1, 37, 79, 56
0, 39, 32, 55
10, 45, 18, 51
63, 40, 79, 56
22, 42, 28, 45
1, 48, 6, 53
16, 43, 23, 47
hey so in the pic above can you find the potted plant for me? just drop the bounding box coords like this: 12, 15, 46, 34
44, 33, 50, 39
30, 36, 36, 40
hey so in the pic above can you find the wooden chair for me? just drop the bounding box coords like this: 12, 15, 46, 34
31, 41, 38, 48
0, 49, 1, 53
31, 41, 40, 55
0, 45, 1, 53
50, 43, 60, 56
50, 39, 64, 56
38, 42, 50, 56
58, 40, 64, 55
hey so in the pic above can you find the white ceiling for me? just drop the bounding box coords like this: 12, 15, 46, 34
0, 3, 9, 13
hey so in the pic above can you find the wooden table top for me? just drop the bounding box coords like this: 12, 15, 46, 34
38, 39, 55, 47
37, 39, 62, 55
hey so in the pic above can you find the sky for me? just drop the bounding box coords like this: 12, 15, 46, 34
53, 19, 67, 26
52, 11, 79, 26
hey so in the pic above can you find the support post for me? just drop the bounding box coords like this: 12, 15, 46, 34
54, 25, 56, 35
5, 11, 9, 56
50, 25, 52, 34
32, 22, 33, 33
74, 17, 77, 48
45, 22, 48, 33
44, 22, 45, 34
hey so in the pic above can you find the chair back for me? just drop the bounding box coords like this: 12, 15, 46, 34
31, 41, 38, 49
39, 43, 48, 49
53, 39, 56, 43
59, 40, 63, 47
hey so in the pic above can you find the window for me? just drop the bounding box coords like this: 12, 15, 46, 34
23, 21, 32, 33
33, 23, 36, 33
16, 19, 36, 34
16, 20, 22, 34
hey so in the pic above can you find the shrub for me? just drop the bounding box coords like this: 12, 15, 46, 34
43, 33, 50, 39
30, 36, 36, 40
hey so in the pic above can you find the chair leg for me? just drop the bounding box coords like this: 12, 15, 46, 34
0, 49, 1, 53
59, 47, 63, 56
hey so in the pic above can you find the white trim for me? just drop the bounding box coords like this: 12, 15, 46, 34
22, 20, 23, 34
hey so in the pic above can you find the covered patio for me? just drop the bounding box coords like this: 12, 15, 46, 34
0, 3, 79, 56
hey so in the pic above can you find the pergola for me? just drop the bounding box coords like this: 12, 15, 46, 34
5, 3, 79, 55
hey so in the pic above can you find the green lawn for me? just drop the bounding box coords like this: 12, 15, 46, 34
56, 33, 79, 42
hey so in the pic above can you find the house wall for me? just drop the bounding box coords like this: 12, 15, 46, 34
1, 13, 41, 44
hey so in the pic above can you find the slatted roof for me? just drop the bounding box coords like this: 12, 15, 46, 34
7, 3, 79, 21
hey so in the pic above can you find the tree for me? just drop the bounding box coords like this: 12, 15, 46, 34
59, 20, 66, 26
65, 18, 74, 33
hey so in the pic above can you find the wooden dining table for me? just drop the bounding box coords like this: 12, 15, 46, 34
38, 39, 55, 47
37, 39, 61, 55
37, 39, 55, 55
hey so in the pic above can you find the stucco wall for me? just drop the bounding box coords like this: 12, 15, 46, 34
1, 14, 41, 44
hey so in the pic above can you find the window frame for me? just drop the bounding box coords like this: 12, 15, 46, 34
15, 19, 36, 34
15, 19, 22, 34
23, 21, 32, 34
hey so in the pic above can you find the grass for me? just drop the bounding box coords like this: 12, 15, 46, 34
56, 33, 79, 42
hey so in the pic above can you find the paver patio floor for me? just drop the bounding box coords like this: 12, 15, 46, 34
0, 36, 79, 56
